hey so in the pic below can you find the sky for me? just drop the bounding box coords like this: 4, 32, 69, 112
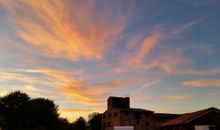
0, 0, 220, 121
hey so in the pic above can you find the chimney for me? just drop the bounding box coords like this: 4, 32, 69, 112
107, 96, 130, 109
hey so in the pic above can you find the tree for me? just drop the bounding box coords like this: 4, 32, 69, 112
72, 117, 86, 130
88, 113, 102, 130
1, 91, 30, 109
20, 98, 60, 129
0, 91, 30, 130
0, 91, 70, 130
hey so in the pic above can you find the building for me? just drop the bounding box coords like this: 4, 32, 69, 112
153, 113, 181, 130
102, 96, 179, 130
160, 107, 220, 130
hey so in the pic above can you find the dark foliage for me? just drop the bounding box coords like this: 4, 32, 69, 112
0, 91, 30, 130
20, 98, 60, 129
0, 91, 68, 130
88, 113, 102, 130
0, 91, 102, 130
70, 117, 86, 130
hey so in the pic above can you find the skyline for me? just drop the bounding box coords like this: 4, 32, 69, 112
0, 0, 220, 121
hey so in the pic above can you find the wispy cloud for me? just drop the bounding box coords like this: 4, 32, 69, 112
166, 94, 192, 100
113, 21, 200, 75
0, 71, 41, 83
207, 92, 219, 96
139, 79, 162, 90
113, 30, 163, 73
177, 0, 218, 6
130, 32, 162, 65
182, 79, 220, 87
176, 67, 220, 76
1, 68, 132, 106
0, 0, 128, 61
59, 108, 92, 113
0, 0, 219, 121
171, 20, 200, 35
0, 84, 54, 98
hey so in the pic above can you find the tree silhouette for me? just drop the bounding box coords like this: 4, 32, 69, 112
1, 91, 30, 109
0, 91, 30, 130
0, 91, 103, 130
20, 98, 60, 129
0, 91, 70, 130
88, 113, 102, 130
71, 117, 86, 130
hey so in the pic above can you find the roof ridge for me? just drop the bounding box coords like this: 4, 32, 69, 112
161, 107, 220, 127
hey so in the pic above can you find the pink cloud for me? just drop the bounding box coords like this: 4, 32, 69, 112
176, 67, 220, 76
182, 79, 220, 87
166, 94, 192, 100
0, 0, 128, 61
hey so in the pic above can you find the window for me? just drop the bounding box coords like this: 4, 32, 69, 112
125, 111, 129, 116
145, 121, 149, 126
108, 113, 111, 118
145, 112, 149, 116
103, 122, 106, 128
108, 122, 111, 127
135, 112, 140, 119
136, 120, 140, 125
114, 112, 118, 117
103, 114, 106, 119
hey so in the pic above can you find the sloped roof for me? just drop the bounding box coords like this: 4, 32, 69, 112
120, 108, 154, 113
154, 113, 180, 117
161, 107, 220, 127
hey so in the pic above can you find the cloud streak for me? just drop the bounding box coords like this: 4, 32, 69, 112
166, 94, 192, 100
0, 68, 132, 106
0, 0, 127, 61
182, 79, 220, 87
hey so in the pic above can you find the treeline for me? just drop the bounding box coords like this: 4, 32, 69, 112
0, 91, 101, 130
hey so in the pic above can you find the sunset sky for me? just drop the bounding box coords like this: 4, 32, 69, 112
0, 0, 220, 121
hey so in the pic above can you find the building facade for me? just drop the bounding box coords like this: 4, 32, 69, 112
102, 96, 220, 130
102, 97, 179, 130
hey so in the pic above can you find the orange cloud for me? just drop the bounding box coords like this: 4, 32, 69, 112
113, 31, 163, 73
59, 108, 99, 122
0, 90, 10, 97
176, 67, 220, 76
139, 79, 162, 90
59, 108, 92, 113
166, 94, 192, 100
112, 21, 198, 75
0, 0, 127, 61
132, 32, 162, 65
11, 68, 132, 106
182, 79, 220, 87
0, 71, 40, 83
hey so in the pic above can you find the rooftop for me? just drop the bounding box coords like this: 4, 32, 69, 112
161, 107, 220, 127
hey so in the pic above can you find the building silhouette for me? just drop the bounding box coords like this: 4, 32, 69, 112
161, 107, 220, 130
102, 96, 179, 130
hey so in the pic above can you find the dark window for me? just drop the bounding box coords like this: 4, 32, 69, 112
135, 112, 140, 119
103, 114, 106, 119
114, 112, 118, 117
125, 111, 129, 116
136, 120, 140, 125
145, 121, 149, 126
103, 122, 106, 128
108, 122, 111, 127
108, 113, 111, 118
145, 112, 148, 116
